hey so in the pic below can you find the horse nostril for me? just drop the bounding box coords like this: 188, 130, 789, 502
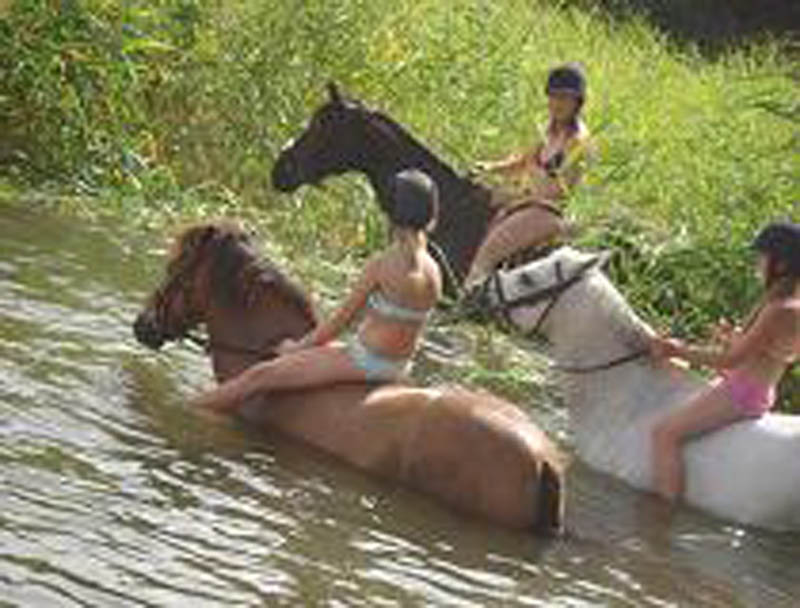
133, 311, 165, 350
272, 152, 300, 192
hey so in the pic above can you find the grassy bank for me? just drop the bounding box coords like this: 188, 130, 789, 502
1, 0, 797, 407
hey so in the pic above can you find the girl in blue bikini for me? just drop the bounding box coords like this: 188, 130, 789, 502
649, 221, 800, 502
193, 169, 442, 413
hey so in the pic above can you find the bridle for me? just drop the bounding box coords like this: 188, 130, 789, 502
153, 237, 277, 360
478, 256, 648, 374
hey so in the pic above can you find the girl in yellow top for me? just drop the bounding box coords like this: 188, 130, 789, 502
464, 63, 592, 289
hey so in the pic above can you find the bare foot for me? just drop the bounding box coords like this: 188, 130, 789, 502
190, 385, 242, 413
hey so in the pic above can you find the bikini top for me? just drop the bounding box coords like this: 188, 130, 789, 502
367, 290, 430, 323
534, 145, 565, 178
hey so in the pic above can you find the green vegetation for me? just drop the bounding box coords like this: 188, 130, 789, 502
1, 0, 797, 407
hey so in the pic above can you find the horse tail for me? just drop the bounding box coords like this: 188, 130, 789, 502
427, 238, 463, 300
534, 460, 564, 536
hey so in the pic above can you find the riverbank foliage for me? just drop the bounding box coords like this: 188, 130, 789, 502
1, 0, 797, 407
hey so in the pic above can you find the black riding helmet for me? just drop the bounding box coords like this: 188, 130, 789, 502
545, 63, 587, 100
753, 221, 800, 275
388, 169, 439, 232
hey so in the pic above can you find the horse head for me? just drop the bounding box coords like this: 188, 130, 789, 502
477, 246, 612, 338
272, 82, 380, 193
271, 83, 495, 288
133, 221, 317, 378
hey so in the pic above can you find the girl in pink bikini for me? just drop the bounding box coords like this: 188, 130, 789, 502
649, 221, 800, 502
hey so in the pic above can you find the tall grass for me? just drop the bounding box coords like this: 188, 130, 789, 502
2, 0, 798, 406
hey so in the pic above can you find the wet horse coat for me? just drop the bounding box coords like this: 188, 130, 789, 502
133, 222, 565, 532
481, 246, 800, 531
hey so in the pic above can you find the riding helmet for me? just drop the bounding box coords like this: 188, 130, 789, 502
545, 63, 587, 99
389, 169, 439, 231
753, 221, 800, 275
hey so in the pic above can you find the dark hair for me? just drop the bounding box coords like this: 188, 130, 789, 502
753, 221, 800, 296
388, 169, 439, 231
754, 222, 800, 273
545, 63, 586, 100
545, 62, 586, 134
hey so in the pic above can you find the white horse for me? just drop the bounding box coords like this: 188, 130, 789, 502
477, 246, 800, 531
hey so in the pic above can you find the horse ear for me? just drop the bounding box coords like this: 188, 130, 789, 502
595, 250, 613, 268
327, 81, 342, 104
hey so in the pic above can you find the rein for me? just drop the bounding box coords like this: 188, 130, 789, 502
183, 331, 277, 359
155, 233, 281, 361
481, 256, 648, 374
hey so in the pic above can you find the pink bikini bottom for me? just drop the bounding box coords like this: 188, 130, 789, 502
716, 370, 776, 417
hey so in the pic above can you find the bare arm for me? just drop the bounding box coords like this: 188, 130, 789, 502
651, 304, 788, 370
301, 255, 382, 347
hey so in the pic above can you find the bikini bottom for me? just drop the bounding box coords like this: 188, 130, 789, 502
716, 370, 776, 417
346, 336, 411, 383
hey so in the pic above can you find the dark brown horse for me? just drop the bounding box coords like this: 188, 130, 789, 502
272, 83, 496, 290
133, 221, 566, 533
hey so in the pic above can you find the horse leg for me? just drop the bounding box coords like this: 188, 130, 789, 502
651, 384, 744, 501
463, 204, 565, 289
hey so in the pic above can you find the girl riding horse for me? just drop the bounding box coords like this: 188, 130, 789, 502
192, 169, 442, 412
649, 221, 800, 502
464, 63, 593, 290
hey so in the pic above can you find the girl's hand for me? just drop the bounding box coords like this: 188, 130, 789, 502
711, 318, 741, 345
649, 335, 685, 360
276, 337, 303, 355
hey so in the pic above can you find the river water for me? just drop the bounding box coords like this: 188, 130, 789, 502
1, 201, 798, 607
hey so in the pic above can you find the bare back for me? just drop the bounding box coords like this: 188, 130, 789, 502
359, 238, 442, 358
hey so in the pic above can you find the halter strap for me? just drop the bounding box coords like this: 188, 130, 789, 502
480, 255, 648, 374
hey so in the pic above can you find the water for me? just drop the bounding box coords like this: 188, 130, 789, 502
1, 201, 798, 607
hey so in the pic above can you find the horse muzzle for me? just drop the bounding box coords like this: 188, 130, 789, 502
271, 147, 302, 192
133, 310, 166, 350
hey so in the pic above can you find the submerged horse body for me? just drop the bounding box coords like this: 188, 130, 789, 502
479, 246, 800, 531
133, 222, 565, 533
272, 83, 495, 288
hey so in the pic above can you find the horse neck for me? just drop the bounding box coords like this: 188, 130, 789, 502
361, 116, 493, 278
546, 272, 649, 369
544, 271, 702, 446
361, 120, 469, 206
541, 272, 706, 480
205, 296, 316, 383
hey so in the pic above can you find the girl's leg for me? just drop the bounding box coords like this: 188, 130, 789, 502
192, 344, 366, 412
464, 204, 565, 288
651, 385, 743, 501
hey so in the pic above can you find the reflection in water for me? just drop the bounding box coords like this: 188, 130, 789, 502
1, 202, 799, 606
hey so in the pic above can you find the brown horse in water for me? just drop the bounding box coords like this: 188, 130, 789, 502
133, 221, 566, 533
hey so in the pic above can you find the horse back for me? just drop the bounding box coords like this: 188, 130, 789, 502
237, 383, 565, 532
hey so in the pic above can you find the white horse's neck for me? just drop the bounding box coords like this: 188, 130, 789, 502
543, 271, 701, 484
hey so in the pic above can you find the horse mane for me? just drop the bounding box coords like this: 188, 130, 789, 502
174, 221, 318, 326
552, 259, 654, 360
368, 110, 465, 185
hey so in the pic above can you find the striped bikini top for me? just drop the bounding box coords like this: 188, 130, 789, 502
367, 290, 430, 323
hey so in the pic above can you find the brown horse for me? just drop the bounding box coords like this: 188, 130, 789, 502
133, 222, 566, 533
271, 83, 496, 294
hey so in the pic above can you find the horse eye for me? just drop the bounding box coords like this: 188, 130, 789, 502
519, 273, 536, 287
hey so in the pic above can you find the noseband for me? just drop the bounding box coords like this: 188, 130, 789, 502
479, 257, 647, 374
481, 257, 598, 338
153, 238, 277, 359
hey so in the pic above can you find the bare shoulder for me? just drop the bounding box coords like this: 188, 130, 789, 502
758, 299, 800, 332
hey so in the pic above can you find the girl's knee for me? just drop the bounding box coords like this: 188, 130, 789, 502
651, 420, 680, 448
